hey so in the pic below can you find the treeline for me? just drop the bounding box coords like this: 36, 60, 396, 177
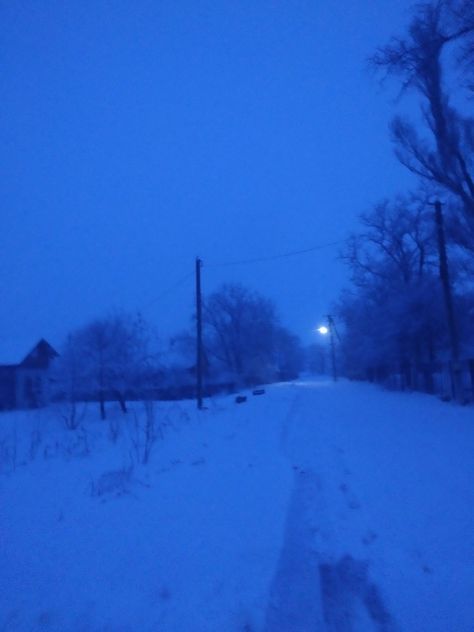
336, 0, 474, 396
53, 283, 305, 419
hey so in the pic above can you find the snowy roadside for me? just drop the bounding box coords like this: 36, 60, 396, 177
1, 379, 474, 631
0, 390, 295, 632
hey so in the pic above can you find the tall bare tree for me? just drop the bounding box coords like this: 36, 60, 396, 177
372, 0, 474, 247
339, 196, 447, 386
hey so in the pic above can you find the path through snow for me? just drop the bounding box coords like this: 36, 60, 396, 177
265, 379, 474, 631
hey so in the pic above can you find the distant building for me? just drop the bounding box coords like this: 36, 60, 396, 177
0, 339, 58, 410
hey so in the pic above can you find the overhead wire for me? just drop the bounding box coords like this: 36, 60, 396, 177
140, 271, 194, 311
138, 238, 344, 310
206, 240, 344, 268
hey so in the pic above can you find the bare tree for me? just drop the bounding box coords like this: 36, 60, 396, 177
342, 195, 437, 287
371, 0, 474, 247
203, 283, 302, 385
338, 196, 448, 385
56, 312, 157, 420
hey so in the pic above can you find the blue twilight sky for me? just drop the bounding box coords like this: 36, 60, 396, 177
0, 0, 418, 360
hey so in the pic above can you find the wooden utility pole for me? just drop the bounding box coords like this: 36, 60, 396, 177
434, 201, 461, 399
327, 315, 337, 382
195, 257, 203, 409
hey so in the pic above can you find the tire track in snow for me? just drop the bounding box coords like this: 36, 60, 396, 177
263, 468, 325, 632
265, 382, 397, 631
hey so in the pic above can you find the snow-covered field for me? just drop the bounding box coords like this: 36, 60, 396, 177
1, 379, 473, 631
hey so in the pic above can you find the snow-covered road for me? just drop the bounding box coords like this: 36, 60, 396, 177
1, 379, 473, 631
266, 379, 474, 631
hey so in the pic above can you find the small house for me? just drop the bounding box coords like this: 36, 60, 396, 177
0, 339, 58, 410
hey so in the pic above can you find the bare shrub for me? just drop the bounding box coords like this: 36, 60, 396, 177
127, 400, 163, 465
56, 399, 87, 431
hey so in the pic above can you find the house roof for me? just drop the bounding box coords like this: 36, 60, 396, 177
19, 339, 59, 369
0, 338, 59, 369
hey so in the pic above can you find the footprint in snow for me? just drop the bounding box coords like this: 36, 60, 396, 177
362, 531, 378, 546
292, 465, 307, 475
339, 482, 361, 510
191, 458, 206, 466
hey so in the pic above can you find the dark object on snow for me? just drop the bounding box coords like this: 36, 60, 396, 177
252, 388, 265, 396
235, 395, 247, 404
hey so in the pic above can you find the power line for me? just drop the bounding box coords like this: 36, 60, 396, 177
138, 238, 344, 311
140, 271, 194, 311
207, 240, 343, 268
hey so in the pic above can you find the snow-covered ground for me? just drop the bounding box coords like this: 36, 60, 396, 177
1, 379, 473, 631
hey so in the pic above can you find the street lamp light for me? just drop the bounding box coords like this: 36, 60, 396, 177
317, 325, 329, 335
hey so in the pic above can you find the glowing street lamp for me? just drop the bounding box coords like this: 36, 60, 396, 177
317, 325, 329, 335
